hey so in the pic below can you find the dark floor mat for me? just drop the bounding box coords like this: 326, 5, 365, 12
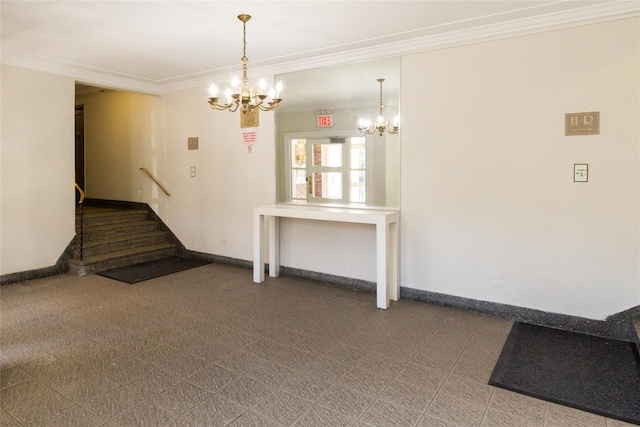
97, 256, 210, 284
489, 322, 640, 425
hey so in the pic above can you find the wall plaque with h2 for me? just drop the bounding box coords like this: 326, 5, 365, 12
565, 112, 599, 136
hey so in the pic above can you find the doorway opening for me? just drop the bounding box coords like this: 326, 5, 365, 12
74, 104, 85, 204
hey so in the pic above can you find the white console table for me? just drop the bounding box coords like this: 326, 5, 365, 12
253, 204, 400, 309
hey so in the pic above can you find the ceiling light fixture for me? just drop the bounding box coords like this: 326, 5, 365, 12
358, 78, 399, 136
208, 14, 282, 114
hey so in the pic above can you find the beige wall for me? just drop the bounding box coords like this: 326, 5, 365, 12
401, 17, 639, 319
1, 18, 638, 321
1, 65, 76, 274
161, 85, 275, 259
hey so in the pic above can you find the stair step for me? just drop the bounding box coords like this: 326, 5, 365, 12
68, 243, 177, 275
76, 208, 148, 228
77, 220, 158, 241
74, 231, 166, 257
70, 203, 179, 276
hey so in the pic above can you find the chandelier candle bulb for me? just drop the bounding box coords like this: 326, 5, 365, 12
231, 76, 239, 94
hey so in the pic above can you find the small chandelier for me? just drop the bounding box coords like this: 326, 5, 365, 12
358, 78, 399, 136
208, 14, 282, 113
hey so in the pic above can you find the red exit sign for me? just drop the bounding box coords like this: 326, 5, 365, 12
317, 114, 333, 127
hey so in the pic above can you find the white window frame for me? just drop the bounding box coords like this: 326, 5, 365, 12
284, 130, 370, 206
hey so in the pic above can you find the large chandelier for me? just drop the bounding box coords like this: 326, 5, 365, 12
208, 14, 282, 113
358, 78, 399, 136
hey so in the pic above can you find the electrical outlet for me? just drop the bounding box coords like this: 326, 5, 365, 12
190, 166, 196, 177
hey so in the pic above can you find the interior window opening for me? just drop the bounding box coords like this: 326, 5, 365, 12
287, 133, 368, 205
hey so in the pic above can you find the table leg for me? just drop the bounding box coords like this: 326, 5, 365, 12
269, 216, 280, 277
376, 221, 389, 309
389, 220, 400, 301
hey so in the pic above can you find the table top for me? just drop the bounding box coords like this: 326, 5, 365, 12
255, 203, 400, 224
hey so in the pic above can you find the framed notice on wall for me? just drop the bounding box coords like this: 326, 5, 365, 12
241, 109, 259, 128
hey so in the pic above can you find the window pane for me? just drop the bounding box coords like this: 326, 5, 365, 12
292, 139, 306, 167
312, 144, 342, 167
292, 169, 307, 199
350, 171, 366, 203
351, 137, 366, 169
313, 172, 342, 199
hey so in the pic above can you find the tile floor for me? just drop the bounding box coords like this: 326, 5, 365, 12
0, 263, 634, 426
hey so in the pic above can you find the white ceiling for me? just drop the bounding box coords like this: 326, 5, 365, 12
2, 1, 638, 95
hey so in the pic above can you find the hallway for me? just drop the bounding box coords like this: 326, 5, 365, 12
0, 264, 632, 426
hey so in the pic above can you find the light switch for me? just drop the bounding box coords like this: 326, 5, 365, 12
574, 164, 588, 182
190, 166, 196, 177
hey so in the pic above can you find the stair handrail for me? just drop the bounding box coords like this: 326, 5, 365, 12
74, 183, 85, 204
139, 167, 171, 196
74, 183, 85, 260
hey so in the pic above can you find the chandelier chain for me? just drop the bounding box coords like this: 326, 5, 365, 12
242, 19, 247, 61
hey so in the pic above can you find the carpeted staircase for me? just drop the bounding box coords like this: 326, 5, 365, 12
68, 205, 177, 275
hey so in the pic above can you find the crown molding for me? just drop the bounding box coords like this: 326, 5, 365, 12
2, 1, 638, 95
161, 1, 640, 93
1, 49, 163, 95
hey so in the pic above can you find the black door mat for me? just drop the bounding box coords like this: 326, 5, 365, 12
97, 256, 210, 284
489, 322, 640, 425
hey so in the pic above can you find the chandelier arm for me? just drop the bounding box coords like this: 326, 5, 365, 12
358, 123, 376, 135
209, 99, 232, 110
257, 101, 280, 112
208, 97, 242, 112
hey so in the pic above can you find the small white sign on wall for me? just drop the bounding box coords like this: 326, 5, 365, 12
242, 128, 258, 145
243, 127, 257, 154
574, 164, 588, 182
